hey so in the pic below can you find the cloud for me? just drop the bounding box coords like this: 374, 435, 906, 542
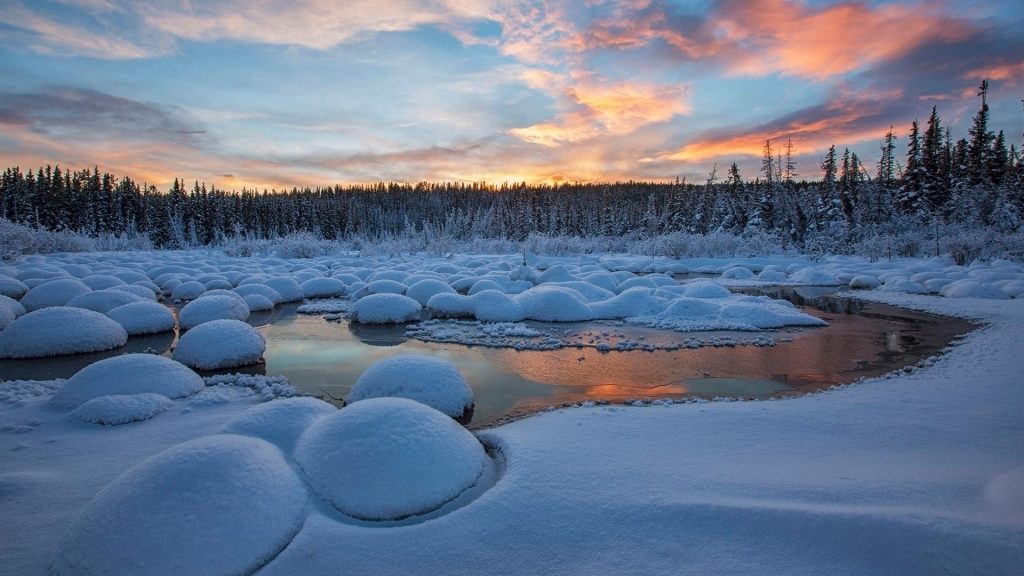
0, 3, 160, 59
510, 78, 690, 147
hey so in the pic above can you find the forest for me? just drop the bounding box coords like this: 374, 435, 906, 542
1, 82, 1021, 258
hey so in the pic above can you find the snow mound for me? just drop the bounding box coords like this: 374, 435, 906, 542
20, 278, 92, 311
755, 269, 789, 282
169, 280, 206, 301
349, 355, 474, 417
243, 293, 275, 312
264, 277, 305, 302
106, 301, 176, 335
70, 393, 174, 425
880, 279, 928, 294
515, 286, 594, 321
51, 435, 306, 576
173, 319, 266, 370
787, 268, 842, 285
940, 280, 1010, 299
0, 293, 26, 318
0, 275, 29, 298
221, 397, 336, 451
469, 290, 527, 322
109, 284, 158, 300
233, 284, 283, 305
66, 289, 146, 313
0, 307, 127, 358
406, 279, 456, 306
80, 274, 126, 290
350, 293, 422, 324
849, 275, 881, 289
367, 279, 407, 295
301, 277, 346, 299
680, 281, 731, 299
51, 354, 205, 409
294, 397, 487, 521
722, 266, 754, 280
179, 294, 251, 330
590, 287, 666, 318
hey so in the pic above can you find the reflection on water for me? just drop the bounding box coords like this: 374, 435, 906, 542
0, 288, 973, 429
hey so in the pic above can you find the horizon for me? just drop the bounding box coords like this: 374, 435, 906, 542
1, 0, 1022, 190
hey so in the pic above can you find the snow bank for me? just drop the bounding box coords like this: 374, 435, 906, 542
350, 293, 422, 324
178, 294, 251, 330
173, 319, 266, 370
51, 354, 205, 409
19, 278, 91, 311
0, 307, 127, 358
106, 301, 176, 335
349, 355, 474, 418
294, 398, 487, 520
70, 393, 174, 425
51, 435, 306, 576
221, 397, 336, 451
940, 280, 1010, 299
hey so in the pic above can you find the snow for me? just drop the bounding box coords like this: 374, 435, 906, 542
294, 397, 488, 521
350, 293, 422, 324
50, 354, 205, 408
787, 268, 843, 285
65, 288, 146, 313
264, 277, 305, 302
940, 280, 1010, 299
301, 277, 346, 299
849, 275, 881, 289
172, 319, 266, 370
348, 355, 474, 418
220, 396, 336, 451
50, 435, 307, 576
233, 283, 284, 305
105, 301, 176, 335
79, 274, 126, 290
242, 293, 275, 312
367, 279, 407, 294
0, 307, 127, 358
406, 278, 456, 306
19, 278, 91, 311
515, 286, 594, 321
178, 294, 251, 330
169, 280, 206, 301
70, 393, 174, 425
0, 275, 28, 298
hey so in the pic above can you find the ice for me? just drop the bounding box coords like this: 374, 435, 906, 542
350, 293, 422, 324
70, 393, 174, 425
294, 397, 487, 521
348, 355, 474, 418
0, 307, 127, 358
51, 354, 205, 408
51, 435, 306, 576
172, 319, 266, 370
106, 301, 176, 335
179, 294, 251, 330
19, 278, 92, 311
221, 397, 336, 451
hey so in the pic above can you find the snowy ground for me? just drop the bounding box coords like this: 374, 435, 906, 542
0, 290, 1021, 574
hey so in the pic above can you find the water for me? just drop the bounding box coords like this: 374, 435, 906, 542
0, 286, 972, 428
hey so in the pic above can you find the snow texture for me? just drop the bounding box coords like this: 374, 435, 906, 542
348, 355, 474, 417
350, 293, 422, 324
65, 289, 146, 313
220, 396, 336, 451
301, 277, 346, 299
70, 393, 174, 425
178, 294, 251, 330
51, 354, 205, 409
105, 301, 176, 335
0, 306, 127, 358
51, 435, 307, 576
172, 319, 266, 370
19, 278, 91, 311
294, 397, 487, 521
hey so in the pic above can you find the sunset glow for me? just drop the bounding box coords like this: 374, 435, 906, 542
0, 0, 1021, 189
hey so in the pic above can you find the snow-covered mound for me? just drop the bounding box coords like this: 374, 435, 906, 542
173, 319, 266, 370
786, 268, 842, 285
179, 294, 251, 330
349, 355, 474, 418
367, 279, 407, 295
70, 393, 174, 425
680, 280, 731, 299
20, 278, 92, 311
221, 397, 336, 451
233, 284, 284, 306
294, 398, 487, 521
106, 301, 176, 335
0, 275, 29, 298
51, 435, 306, 576
169, 280, 207, 301
406, 279, 456, 306
427, 290, 527, 322
243, 293, 275, 312
515, 286, 593, 321
66, 289, 146, 313
80, 274, 126, 290
264, 277, 305, 302
51, 354, 205, 409
0, 307, 127, 358
350, 293, 422, 324
940, 280, 1010, 299
301, 277, 346, 299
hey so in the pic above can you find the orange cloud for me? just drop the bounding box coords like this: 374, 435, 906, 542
962, 61, 1024, 83
511, 80, 690, 147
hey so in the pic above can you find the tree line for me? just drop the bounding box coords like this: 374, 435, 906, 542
1, 81, 1021, 252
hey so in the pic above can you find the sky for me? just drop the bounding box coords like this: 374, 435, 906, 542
0, 0, 1022, 190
